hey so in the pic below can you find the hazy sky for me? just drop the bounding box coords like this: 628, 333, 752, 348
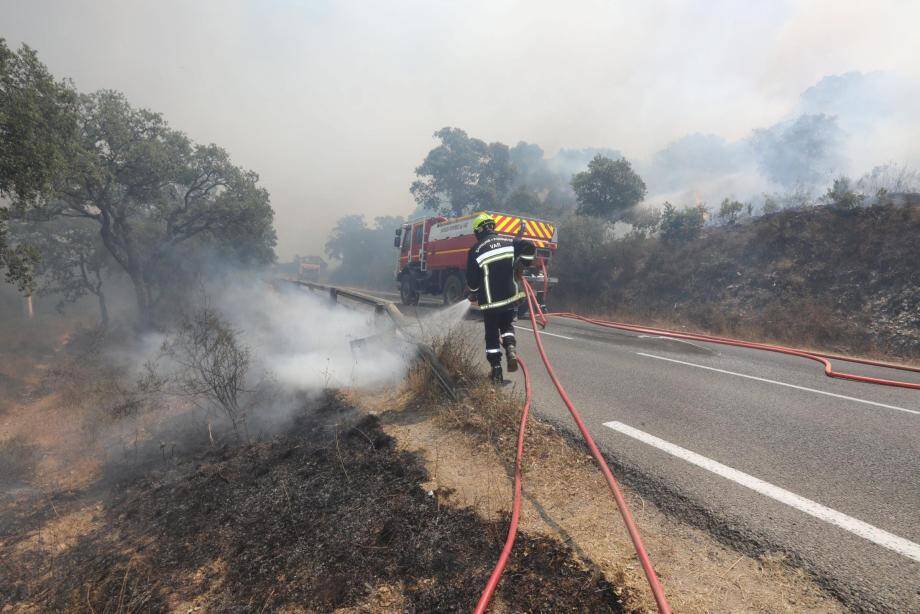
2, 0, 918, 258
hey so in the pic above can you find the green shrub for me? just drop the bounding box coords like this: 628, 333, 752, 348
659, 203, 706, 243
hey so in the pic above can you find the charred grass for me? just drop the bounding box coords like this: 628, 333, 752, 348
1, 409, 620, 612
0, 317, 841, 613
2, 359, 621, 613
0, 434, 38, 486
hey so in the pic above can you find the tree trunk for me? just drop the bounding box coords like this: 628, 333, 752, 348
128, 271, 153, 331
97, 289, 109, 328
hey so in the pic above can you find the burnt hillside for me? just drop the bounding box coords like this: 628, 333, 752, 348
556, 202, 920, 359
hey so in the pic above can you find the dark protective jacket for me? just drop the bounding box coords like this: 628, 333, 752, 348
466, 230, 535, 310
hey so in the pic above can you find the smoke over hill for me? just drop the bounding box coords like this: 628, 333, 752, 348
637, 71, 920, 210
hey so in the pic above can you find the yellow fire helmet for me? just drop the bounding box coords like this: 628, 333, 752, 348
472, 213, 495, 232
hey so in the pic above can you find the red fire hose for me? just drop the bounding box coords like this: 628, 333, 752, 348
522, 271, 919, 389
475, 281, 672, 613
543, 312, 920, 390
475, 290, 671, 614
519, 279, 673, 613
473, 357, 532, 614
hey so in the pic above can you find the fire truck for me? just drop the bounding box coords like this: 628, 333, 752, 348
393, 211, 558, 308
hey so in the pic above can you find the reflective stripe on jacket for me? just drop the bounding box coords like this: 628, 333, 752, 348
466, 231, 535, 310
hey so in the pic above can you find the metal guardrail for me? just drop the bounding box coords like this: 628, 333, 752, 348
279, 279, 458, 400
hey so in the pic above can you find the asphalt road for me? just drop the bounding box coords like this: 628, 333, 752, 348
507, 316, 920, 613
357, 288, 920, 612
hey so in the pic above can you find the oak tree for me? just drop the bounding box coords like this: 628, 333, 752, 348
571, 155, 646, 220
411, 127, 515, 216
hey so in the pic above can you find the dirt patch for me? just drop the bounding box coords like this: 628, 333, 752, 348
0, 372, 23, 412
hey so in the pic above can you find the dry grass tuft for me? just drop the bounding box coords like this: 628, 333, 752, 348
405, 329, 579, 465
406, 331, 523, 446
405, 326, 483, 404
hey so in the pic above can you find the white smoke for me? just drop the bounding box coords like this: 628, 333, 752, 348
638, 71, 920, 209
117, 275, 472, 408
219, 280, 415, 391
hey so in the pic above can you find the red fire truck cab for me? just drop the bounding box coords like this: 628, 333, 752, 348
393, 211, 558, 308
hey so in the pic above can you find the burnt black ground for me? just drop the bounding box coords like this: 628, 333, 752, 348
0, 397, 624, 612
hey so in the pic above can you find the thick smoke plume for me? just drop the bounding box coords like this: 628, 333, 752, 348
221, 281, 414, 392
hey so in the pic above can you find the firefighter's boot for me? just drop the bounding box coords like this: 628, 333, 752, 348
505, 344, 518, 372
490, 364, 504, 385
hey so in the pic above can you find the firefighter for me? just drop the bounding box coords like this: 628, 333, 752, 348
466, 213, 536, 383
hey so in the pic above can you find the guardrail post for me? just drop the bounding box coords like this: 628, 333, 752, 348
329, 288, 338, 304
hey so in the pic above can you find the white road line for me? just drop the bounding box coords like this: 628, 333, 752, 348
637, 334, 709, 350
517, 325, 574, 340
636, 352, 919, 416
603, 421, 920, 563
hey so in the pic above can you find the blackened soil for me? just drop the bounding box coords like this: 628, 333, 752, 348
1, 408, 623, 612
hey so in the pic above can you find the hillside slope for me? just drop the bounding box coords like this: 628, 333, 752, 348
556, 202, 920, 359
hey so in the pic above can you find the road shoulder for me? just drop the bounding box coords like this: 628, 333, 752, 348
354, 378, 844, 613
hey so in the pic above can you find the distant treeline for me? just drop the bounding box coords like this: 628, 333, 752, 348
323, 124, 919, 294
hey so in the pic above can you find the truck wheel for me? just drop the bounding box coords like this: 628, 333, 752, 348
400, 277, 419, 306
442, 273, 465, 305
